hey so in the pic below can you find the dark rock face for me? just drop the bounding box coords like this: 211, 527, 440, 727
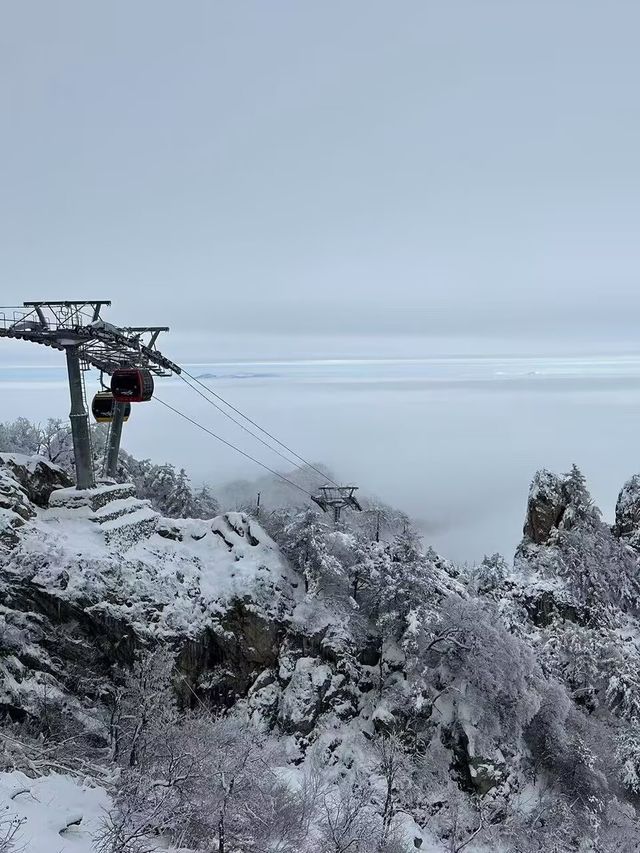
177, 603, 282, 708
0, 575, 133, 740
523, 470, 567, 545
0, 454, 72, 508
614, 474, 640, 549
517, 588, 584, 628
441, 721, 505, 796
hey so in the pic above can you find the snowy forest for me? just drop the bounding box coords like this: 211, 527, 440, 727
3, 416, 640, 852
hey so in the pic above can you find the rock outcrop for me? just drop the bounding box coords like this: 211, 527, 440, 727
0, 468, 308, 737
0, 468, 35, 551
522, 469, 568, 544
614, 473, 640, 550
0, 455, 70, 552
278, 657, 333, 734
0, 454, 71, 507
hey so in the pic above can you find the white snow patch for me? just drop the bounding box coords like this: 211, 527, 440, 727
0, 771, 109, 853
5, 508, 301, 638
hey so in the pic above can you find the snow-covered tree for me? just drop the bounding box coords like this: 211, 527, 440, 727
163, 468, 197, 518
316, 774, 394, 853
192, 483, 220, 519
616, 724, 640, 794
280, 509, 345, 596
0, 417, 41, 455
472, 552, 508, 595
0, 416, 74, 468
562, 463, 599, 527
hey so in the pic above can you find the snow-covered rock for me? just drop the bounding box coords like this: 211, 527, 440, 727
0, 453, 71, 508
0, 465, 35, 551
4, 504, 297, 639
614, 473, 640, 549
0, 475, 305, 728
278, 656, 333, 734
6, 453, 640, 851
522, 469, 567, 545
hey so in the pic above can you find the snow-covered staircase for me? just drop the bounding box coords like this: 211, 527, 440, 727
49, 482, 137, 512
48, 483, 158, 547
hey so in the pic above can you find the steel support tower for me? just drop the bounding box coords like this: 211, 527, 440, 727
311, 485, 362, 524
104, 400, 128, 480
0, 301, 180, 490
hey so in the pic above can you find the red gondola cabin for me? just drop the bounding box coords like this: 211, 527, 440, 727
111, 368, 154, 403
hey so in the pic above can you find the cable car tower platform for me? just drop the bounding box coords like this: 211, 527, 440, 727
0, 301, 180, 490
312, 485, 362, 524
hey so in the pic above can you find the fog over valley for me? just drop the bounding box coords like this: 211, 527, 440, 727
3, 346, 640, 563
5, 4, 640, 849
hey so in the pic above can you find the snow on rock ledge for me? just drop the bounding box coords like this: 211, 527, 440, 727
278, 656, 333, 735
4, 505, 299, 640
615, 474, 640, 549
0, 465, 35, 551
0, 453, 71, 507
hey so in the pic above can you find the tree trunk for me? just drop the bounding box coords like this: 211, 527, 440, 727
218, 814, 225, 853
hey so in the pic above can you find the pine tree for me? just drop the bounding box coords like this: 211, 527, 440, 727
164, 468, 197, 518
474, 553, 508, 594
193, 484, 220, 519
142, 463, 178, 515
562, 463, 599, 527
349, 539, 392, 613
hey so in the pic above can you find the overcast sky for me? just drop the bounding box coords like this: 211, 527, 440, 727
2, 2, 640, 361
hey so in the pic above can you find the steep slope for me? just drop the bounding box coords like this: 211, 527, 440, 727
0, 455, 301, 729
3, 455, 640, 851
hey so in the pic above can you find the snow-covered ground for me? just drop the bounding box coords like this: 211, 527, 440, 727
0, 769, 445, 853
0, 771, 109, 853
0, 772, 198, 853
4, 498, 298, 639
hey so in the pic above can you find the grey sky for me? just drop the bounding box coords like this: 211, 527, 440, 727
2, 2, 640, 358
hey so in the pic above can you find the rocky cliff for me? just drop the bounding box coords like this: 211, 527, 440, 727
4, 455, 640, 851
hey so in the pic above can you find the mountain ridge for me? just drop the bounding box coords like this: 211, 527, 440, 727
3, 449, 640, 850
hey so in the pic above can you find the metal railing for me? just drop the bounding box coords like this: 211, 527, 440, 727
0, 301, 180, 377
0, 308, 33, 330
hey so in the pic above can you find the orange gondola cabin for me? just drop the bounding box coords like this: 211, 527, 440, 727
91, 391, 131, 423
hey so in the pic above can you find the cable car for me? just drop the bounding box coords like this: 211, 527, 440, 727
111, 368, 154, 403
91, 391, 131, 423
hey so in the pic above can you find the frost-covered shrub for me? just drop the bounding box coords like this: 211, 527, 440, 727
605, 654, 640, 721
277, 509, 347, 597
615, 724, 640, 794
524, 681, 606, 821
472, 552, 508, 594
0, 816, 25, 853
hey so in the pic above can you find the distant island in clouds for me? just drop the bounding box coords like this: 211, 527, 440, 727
195, 371, 279, 380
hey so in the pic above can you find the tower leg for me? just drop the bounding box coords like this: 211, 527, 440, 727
105, 401, 126, 479
333, 504, 341, 524
65, 346, 95, 490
